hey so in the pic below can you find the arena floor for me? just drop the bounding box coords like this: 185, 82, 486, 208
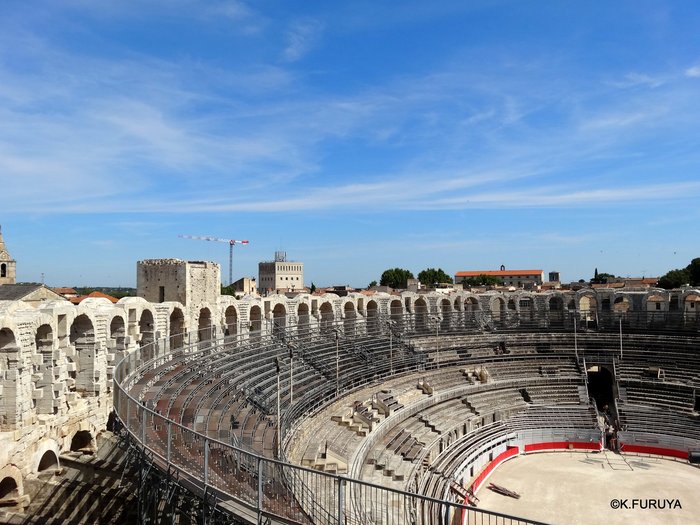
475, 451, 700, 525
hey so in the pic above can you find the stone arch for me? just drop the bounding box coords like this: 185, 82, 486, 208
490, 296, 505, 323
579, 294, 597, 314
37, 450, 59, 472
224, 305, 238, 336
0, 465, 22, 502
343, 302, 356, 336
249, 305, 262, 337
440, 298, 451, 330
464, 296, 480, 311
297, 303, 310, 333
389, 299, 403, 329
109, 316, 126, 351
517, 295, 535, 323
0, 328, 20, 428
169, 307, 185, 348
613, 296, 630, 313
366, 300, 379, 333
33, 439, 61, 473
69, 314, 96, 396
198, 308, 212, 342
70, 430, 94, 452
549, 295, 565, 326
319, 302, 334, 332
33, 324, 54, 415
139, 309, 156, 360
414, 297, 428, 331
272, 303, 287, 336
507, 298, 516, 311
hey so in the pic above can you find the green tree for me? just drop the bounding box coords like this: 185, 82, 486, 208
591, 272, 615, 284
658, 268, 690, 289
221, 284, 236, 296
688, 257, 700, 286
417, 268, 453, 286
460, 274, 502, 286
368, 280, 378, 288
380, 268, 414, 289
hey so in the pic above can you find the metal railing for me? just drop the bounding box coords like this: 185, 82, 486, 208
113, 310, 700, 525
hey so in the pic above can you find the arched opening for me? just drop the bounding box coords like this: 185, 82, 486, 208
518, 296, 534, 324
37, 450, 59, 472
169, 308, 185, 348
491, 297, 505, 324
225, 306, 238, 337
198, 308, 212, 342
343, 302, 356, 337
549, 296, 564, 326
0, 263, 6, 278
272, 303, 286, 337
70, 430, 94, 452
465, 297, 479, 311
297, 303, 310, 334
139, 310, 155, 360
249, 306, 262, 337
109, 317, 126, 352
0, 477, 19, 500
440, 299, 451, 330
414, 298, 428, 332
34, 324, 54, 415
579, 295, 597, 322
69, 315, 96, 396
366, 300, 378, 334
613, 296, 630, 313
587, 365, 614, 410
0, 328, 19, 428
319, 302, 334, 332
389, 299, 403, 329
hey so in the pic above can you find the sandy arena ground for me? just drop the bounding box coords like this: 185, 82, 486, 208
475, 451, 700, 525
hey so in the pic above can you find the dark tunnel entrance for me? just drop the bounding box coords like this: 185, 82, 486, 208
587, 365, 614, 410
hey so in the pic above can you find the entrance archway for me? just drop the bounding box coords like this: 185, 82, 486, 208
37, 450, 59, 472
198, 308, 212, 342
70, 430, 94, 452
272, 303, 286, 337
225, 306, 238, 337
69, 315, 96, 396
587, 365, 614, 410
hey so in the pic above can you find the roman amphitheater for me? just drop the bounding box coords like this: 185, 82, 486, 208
1, 259, 700, 524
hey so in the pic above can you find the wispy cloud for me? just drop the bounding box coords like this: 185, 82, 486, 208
685, 65, 700, 78
283, 19, 324, 62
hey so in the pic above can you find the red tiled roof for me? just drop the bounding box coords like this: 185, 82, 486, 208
455, 270, 543, 277
53, 287, 77, 295
70, 291, 119, 304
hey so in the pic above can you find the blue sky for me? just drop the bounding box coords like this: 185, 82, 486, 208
1, 1, 699, 287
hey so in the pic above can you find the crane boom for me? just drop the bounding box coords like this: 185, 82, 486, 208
179, 234, 250, 285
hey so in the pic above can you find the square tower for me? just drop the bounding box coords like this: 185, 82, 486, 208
0, 225, 17, 286
258, 251, 304, 293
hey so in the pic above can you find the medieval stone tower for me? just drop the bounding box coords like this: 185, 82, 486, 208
0, 225, 17, 285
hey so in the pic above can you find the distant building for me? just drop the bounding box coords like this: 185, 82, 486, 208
231, 277, 257, 296
53, 287, 79, 299
258, 251, 304, 293
455, 265, 544, 288
0, 284, 66, 307
0, 225, 17, 286
69, 291, 120, 304
549, 271, 561, 283
137, 259, 221, 318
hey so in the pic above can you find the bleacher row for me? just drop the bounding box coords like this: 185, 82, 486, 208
123, 320, 700, 524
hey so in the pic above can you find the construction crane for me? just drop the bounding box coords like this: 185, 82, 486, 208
179, 235, 249, 285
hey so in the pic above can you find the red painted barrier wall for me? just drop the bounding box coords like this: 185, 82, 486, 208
524, 441, 602, 453
619, 444, 688, 459
470, 446, 519, 493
